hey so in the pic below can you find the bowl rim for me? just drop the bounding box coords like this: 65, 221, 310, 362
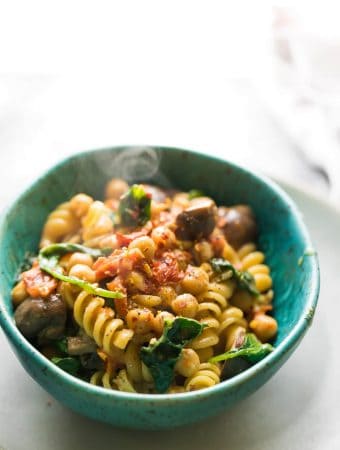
0, 145, 320, 404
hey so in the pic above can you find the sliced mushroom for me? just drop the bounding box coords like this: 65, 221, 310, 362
67, 331, 97, 355
217, 205, 257, 249
175, 197, 217, 241
14, 294, 66, 341
221, 325, 251, 380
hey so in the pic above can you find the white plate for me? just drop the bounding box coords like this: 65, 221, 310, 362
0, 181, 339, 450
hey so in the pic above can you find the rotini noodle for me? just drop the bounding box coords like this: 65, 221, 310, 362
91, 367, 137, 393
185, 363, 221, 391
40, 202, 79, 248
82, 201, 114, 242
218, 306, 248, 351
74, 291, 134, 354
238, 243, 273, 294
196, 281, 234, 328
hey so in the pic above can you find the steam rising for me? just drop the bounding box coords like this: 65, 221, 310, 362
111, 146, 161, 182
66, 146, 172, 201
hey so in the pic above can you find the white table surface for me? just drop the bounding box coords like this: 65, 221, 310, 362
0, 76, 339, 449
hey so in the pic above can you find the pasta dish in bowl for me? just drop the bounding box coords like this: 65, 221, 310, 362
0, 146, 319, 428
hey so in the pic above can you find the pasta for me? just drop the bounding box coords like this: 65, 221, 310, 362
40, 201, 79, 248
73, 291, 134, 354
185, 363, 221, 391
82, 201, 114, 242
12, 179, 277, 395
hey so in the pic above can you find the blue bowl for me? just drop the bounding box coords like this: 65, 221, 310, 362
0, 146, 320, 429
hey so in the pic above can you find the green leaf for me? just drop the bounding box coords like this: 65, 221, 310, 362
210, 333, 273, 364
40, 243, 112, 259
55, 337, 68, 355
140, 317, 204, 393
51, 356, 80, 376
165, 316, 204, 345
118, 184, 151, 227
188, 189, 204, 200
210, 258, 260, 296
38, 244, 124, 300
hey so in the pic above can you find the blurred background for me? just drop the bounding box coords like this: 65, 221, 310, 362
1, 1, 340, 208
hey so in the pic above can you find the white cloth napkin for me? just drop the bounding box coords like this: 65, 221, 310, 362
255, 6, 340, 205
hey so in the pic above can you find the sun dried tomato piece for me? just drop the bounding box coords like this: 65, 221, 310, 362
116, 221, 153, 248
22, 264, 58, 298
114, 296, 129, 318
93, 255, 120, 280
209, 229, 227, 256
94, 247, 145, 281
152, 252, 184, 285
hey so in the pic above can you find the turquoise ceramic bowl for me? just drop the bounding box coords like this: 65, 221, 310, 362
0, 146, 319, 430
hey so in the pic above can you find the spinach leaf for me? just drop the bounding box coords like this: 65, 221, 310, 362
38, 243, 124, 299
140, 317, 204, 393
188, 189, 204, 200
210, 258, 260, 296
39, 243, 112, 259
51, 356, 80, 376
210, 333, 273, 364
118, 184, 151, 227
55, 337, 68, 354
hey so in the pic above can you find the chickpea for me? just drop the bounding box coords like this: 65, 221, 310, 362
153, 311, 175, 335
175, 349, 200, 377
59, 253, 72, 269
194, 240, 214, 263
68, 264, 96, 283
97, 234, 119, 250
69, 193, 93, 218
181, 266, 209, 295
126, 308, 155, 334
67, 252, 93, 271
43, 216, 72, 239
171, 293, 199, 318
125, 271, 146, 292
128, 236, 156, 261
105, 178, 129, 200
250, 314, 278, 342
151, 226, 177, 249
11, 280, 28, 306
158, 286, 177, 308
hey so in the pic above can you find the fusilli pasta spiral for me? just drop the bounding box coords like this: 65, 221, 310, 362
82, 201, 114, 242
73, 291, 134, 354
40, 202, 79, 248
185, 363, 221, 391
